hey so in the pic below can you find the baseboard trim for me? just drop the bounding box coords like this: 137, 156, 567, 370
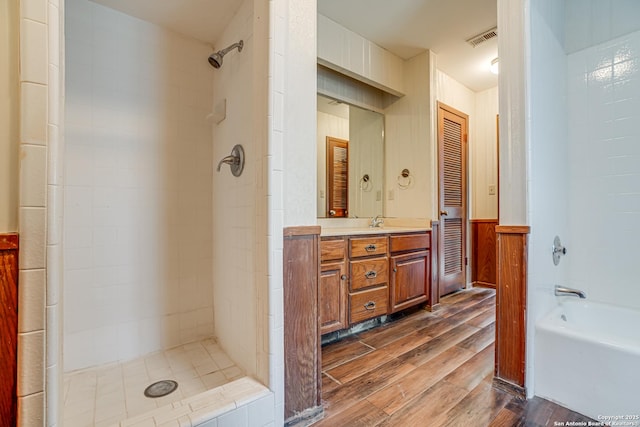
493, 377, 526, 400
472, 281, 496, 289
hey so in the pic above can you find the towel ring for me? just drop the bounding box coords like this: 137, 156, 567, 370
360, 174, 373, 192
397, 168, 413, 190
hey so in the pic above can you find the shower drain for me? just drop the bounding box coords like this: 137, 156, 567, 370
144, 380, 178, 398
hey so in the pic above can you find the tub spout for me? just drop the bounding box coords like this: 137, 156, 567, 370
554, 285, 586, 299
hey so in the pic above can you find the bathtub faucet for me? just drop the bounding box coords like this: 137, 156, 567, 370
554, 285, 586, 299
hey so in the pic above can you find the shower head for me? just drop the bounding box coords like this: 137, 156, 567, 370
208, 40, 244, 69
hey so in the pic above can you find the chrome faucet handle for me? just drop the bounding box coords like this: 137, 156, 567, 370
216, 144, 245, 176
216, 155, 237, 171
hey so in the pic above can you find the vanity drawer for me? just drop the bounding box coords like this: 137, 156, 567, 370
350, 257, 388, 291
350, 236, 388, 258
321, 238, 347, 262
390, 233, 430, 253
350, 287, 389, 324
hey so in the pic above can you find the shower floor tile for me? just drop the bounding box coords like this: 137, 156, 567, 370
63, 338, 244, 427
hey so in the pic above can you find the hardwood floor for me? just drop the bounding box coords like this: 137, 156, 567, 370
316, 288, 594, 427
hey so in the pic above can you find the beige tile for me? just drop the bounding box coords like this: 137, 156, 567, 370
17, 331, 45, 396
94, 414, 126, 427
20, 18, 48, 84
195, 360, 219, 377
18, 391, 44, 427
177, 378, 205, 397
201, 372, 226, 390
47, 124, 62, 185
48, 63, 60, 124
19, 207, 46, 269
48, 5, 60, 67
46, 243, 62, 306
20, 0, 47, 23
20, 82, 47, 145
173, 368, 199, 383
19, 144, 47, 207
209, 352, 234, 370
221, 366, 243, 381
18, 269, 45, 333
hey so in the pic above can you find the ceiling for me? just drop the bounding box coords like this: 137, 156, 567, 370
91, 0, 498, 92
318, 0, 498, 92
90, 0, 243, 48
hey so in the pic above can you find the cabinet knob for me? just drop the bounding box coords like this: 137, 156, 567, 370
440, 210, 449, 216
340, 274, 347, 280
365, 244, 377, 252
364, 301, 376, 311
393, 267, 397, 273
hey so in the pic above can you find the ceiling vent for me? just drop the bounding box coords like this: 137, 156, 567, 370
466, 27, 498, 47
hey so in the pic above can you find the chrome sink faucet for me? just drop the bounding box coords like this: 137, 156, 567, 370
554, 285, 586, 299
370, 215, 384, 228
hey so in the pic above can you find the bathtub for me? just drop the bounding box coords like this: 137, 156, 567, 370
535, 299, 640, 421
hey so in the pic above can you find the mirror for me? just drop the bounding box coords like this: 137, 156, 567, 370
317, 94, 384, 218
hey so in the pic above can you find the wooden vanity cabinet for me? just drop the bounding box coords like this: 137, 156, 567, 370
348, 236, 389, 323
320, 230, 432, 334
319, 238, 348, 334
389, 233, 431, 313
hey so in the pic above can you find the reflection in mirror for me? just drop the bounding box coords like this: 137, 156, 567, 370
317, 94, 384, 218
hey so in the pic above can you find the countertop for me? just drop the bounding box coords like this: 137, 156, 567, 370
320, 226, 430, 237
317, 217, 432, 237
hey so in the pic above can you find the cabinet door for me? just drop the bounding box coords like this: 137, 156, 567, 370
390, 250, 430, 313
320, 261, 348, 334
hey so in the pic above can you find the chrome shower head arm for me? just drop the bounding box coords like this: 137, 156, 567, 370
218, 40, 243, 56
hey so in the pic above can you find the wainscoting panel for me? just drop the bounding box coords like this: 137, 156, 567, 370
494, 226, 529, 393
283, 226, 323, 426
0, 234, 19, 425
471, 220, 498, 288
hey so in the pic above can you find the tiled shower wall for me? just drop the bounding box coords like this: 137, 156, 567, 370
211, 0, 269, 384
64, 0, 214, 371
567, 28, 640, 311
16, 0, 64, 424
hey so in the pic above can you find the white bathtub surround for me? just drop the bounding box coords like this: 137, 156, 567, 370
535, 300, 640, 419
567, 27, 640, 311
63, 338, 245, 426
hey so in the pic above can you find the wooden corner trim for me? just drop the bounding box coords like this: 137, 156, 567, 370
495, 225, 530, 234
0, 233, 19, 250
284, 226, 321, 238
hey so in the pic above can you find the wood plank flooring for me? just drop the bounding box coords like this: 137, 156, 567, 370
316, 288, 594, 427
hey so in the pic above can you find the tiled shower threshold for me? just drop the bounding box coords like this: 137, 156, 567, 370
63, 338, 267, 427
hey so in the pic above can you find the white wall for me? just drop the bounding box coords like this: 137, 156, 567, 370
567, 29, 640, 311
384, 52, 433, 218
0, 0, 18, 232
473, 87, 499, 219
211, 0, 267, 381
64, 0, 214, 370
282, 0, 318, 227
316, 111, 348, 217
527, 0, 569, 397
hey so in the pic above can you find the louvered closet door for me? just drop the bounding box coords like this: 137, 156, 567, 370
327, 137, 349, 217
437, 103, 468, 296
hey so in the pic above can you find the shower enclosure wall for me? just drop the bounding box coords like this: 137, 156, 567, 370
64, 0, 217, 370
62, 0, 269, 424
526, 0, 640, 398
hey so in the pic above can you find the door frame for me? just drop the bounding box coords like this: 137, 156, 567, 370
436, 101, 469, 296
